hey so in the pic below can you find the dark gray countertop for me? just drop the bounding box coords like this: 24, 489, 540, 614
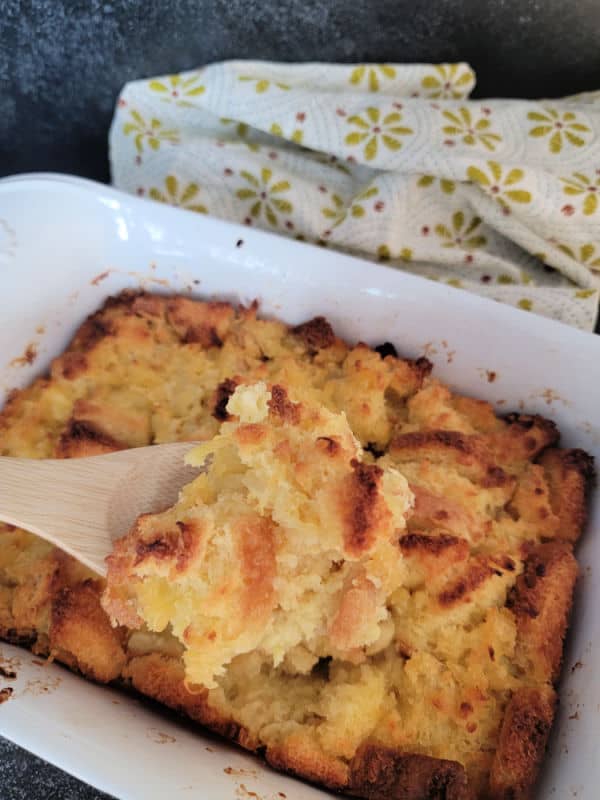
2, 0, 600, 183
1, 1, 599, 797
0, 737, 113, 800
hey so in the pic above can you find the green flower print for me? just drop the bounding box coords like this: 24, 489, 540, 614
238, 76, 290, 93
312, 153, 352, 175
557, 243, 600, 271
270, 121, 304, 145
148, 73, 205, 106
560, 171, 600, 215
528, 107, 590, 153
434, 212, 486, 250
235, 168, 293, 226
442, 107, 501, 151
123, 110, 179, 154
349, 64, 397, 92
220, 118, 250, 138
467, 161, 531, 212
321, 193, 345, 222
321, 186, 379, 227
345, 107, 412, 161
148, 175, 207, 213
517, 299, 533, 311
417, 175, 456, 194
377, 244, 412, 262
220, 118, 260, 152
421, 64, 475, 99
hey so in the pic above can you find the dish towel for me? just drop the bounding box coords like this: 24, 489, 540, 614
110, 61, 600, 330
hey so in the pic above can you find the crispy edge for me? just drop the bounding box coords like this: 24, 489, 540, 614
123, 652, 259, 750
488, 686, 556, 800
266, 736, 349, 792
49, 579, 127, 683
506, 541, 578, 684
67, 290, 145, 352
538, 448, 595, 544
348, 744, 473, 800
485, 414, 559, 468
165, 296, 235, 346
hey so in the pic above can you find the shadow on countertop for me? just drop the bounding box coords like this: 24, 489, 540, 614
1, 0, 600, 182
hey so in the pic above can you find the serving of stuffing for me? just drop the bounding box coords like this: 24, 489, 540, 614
0, 290, 593, 800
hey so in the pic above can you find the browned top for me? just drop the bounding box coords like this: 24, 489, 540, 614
0, 289, 594, 800
292, 316, 336, 350
213, 378, 239, 422
268, 384, 301, 425
341, 460, 388, 557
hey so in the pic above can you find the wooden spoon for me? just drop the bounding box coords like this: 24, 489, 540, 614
0, 443, 201, 576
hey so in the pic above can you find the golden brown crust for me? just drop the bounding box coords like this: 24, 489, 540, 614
488, 687, 556, 800
212, 377, 239, 421
268, 384, 301, 425
54, 351, 89, 380
69, 310, 115, 352
506, 542, 578, 683
49, 579, 127, 683
292, 316, 336, 351
341, 460, 388, 557
539, 448, 595, 544
55, 419, 124, 458
123, 652, 257, 748
437, 559, 496, 608
11, 554, 59, 631
165, 297, 235, 346
266, 737, 349, 791
484, 414, 559, 470
348, 745, 473, 800
0, 290, 593, 800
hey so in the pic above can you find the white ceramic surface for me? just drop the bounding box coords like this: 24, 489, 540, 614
0, 174, 598, 800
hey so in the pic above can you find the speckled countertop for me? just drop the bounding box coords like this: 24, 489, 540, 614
1, 0, 600, 797
0, 738, 113, 800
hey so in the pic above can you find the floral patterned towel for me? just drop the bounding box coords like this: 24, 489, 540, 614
110, 61, 600, 330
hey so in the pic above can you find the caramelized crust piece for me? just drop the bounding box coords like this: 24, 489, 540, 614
123, 652, 256, 747
50, 580, 127, 682
349, 745, 472, 800
55, 420, 122, 458
539, 448, 595, 544
292, 316, 337, 351
165, 297, 235, 346
483, 414, 559, 472
489, 687, 556, 800
506, 542, 578, 683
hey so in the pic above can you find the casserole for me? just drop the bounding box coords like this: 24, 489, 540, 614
0, 174, 598, 799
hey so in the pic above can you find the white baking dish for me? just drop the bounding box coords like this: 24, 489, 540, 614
0, 173, 598, 800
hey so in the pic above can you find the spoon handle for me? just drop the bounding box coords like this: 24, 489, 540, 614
0, 456, 126, 575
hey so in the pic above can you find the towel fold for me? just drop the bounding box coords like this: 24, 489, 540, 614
110, 61, 600, 330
